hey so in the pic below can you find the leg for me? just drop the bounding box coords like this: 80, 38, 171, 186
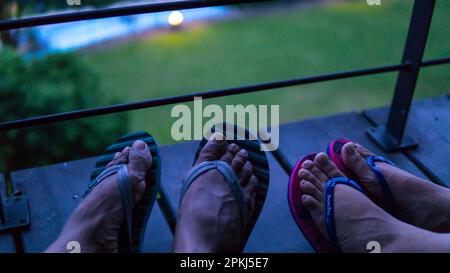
341, 142, 450, 232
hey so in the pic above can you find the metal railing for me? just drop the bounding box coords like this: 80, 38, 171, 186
0, 0, 448, 234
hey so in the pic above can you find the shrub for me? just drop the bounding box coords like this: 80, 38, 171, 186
0, 48, 128, 172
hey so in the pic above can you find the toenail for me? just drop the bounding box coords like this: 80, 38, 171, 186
317, 154, 330, 164
132, 140, 146, 150
239, 149, 248, 156
345, 143, 356, 154
209, 132, 225, 142
302, 160, 313, 168
229, 143, 238, 150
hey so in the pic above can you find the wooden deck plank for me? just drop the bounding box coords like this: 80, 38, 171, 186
364, 96, 449, 187
10, 158, 173, 252
0, 174, 16, 253
244, 153, 312, 252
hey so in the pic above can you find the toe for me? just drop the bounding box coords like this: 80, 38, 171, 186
106, 147, 130, 168
243, 175, 258, 213
354, 143, 375, 158
298, 168, 325, 192
302, 160, 328, 182
196, 133, 227, 165
128, 141, 152, 175
315, 153, 345, 178
220, 143, 239, 165
231, 149, 248, 173
302, 194, 320, 210
342, 142, 374, 180
128, 141, 152, 200
107, 152, 122, 168
299, 180, 323, 201
244, 175, 258, 192
237, 161, 253, 187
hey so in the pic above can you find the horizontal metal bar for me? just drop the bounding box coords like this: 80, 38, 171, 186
420, 56, 450, 67
0, 62, 409, 132
0, 0, 270, 31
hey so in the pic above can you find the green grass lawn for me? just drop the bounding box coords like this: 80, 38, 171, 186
80, 0, 450, 145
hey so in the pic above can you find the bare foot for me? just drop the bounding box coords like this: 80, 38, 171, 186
45, 140, 152, 253
341, 142, 450, 232
300, 153, 450, 253
173, 133, 258, 253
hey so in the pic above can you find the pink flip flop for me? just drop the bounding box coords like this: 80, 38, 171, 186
287, 153, 336, 253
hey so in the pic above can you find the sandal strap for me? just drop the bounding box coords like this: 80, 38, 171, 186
325, 177, 364, 252
366, 155, 396, 212
83, 164, 133, 252
180, 160, 247, 231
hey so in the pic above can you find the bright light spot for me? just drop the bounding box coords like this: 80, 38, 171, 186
168, 11, 184, 27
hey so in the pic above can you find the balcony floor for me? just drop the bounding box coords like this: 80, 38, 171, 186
1, 96, 448, 253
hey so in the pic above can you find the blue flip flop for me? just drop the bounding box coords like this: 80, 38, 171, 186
83, 131, 161, 253
365, 155, 396, 212
324, 177, 365, 252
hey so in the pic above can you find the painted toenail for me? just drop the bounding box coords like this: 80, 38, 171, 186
133, 140, 146, 150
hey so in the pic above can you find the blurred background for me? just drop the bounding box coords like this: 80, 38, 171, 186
0, 0, 448, 172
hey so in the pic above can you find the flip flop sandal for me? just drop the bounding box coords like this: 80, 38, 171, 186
327, 139, 396, 213
180, 123, 270, 251
288, 153, 335, 252
288, 152, 365, 253
82, 131, 161, 253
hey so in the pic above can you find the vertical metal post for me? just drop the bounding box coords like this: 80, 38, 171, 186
367, 0, 435, 151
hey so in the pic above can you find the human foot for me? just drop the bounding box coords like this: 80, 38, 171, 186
173, 133, 258, 253
45, 140, 152, 253
300, 153, 450, 253
341, 142, 450, 232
